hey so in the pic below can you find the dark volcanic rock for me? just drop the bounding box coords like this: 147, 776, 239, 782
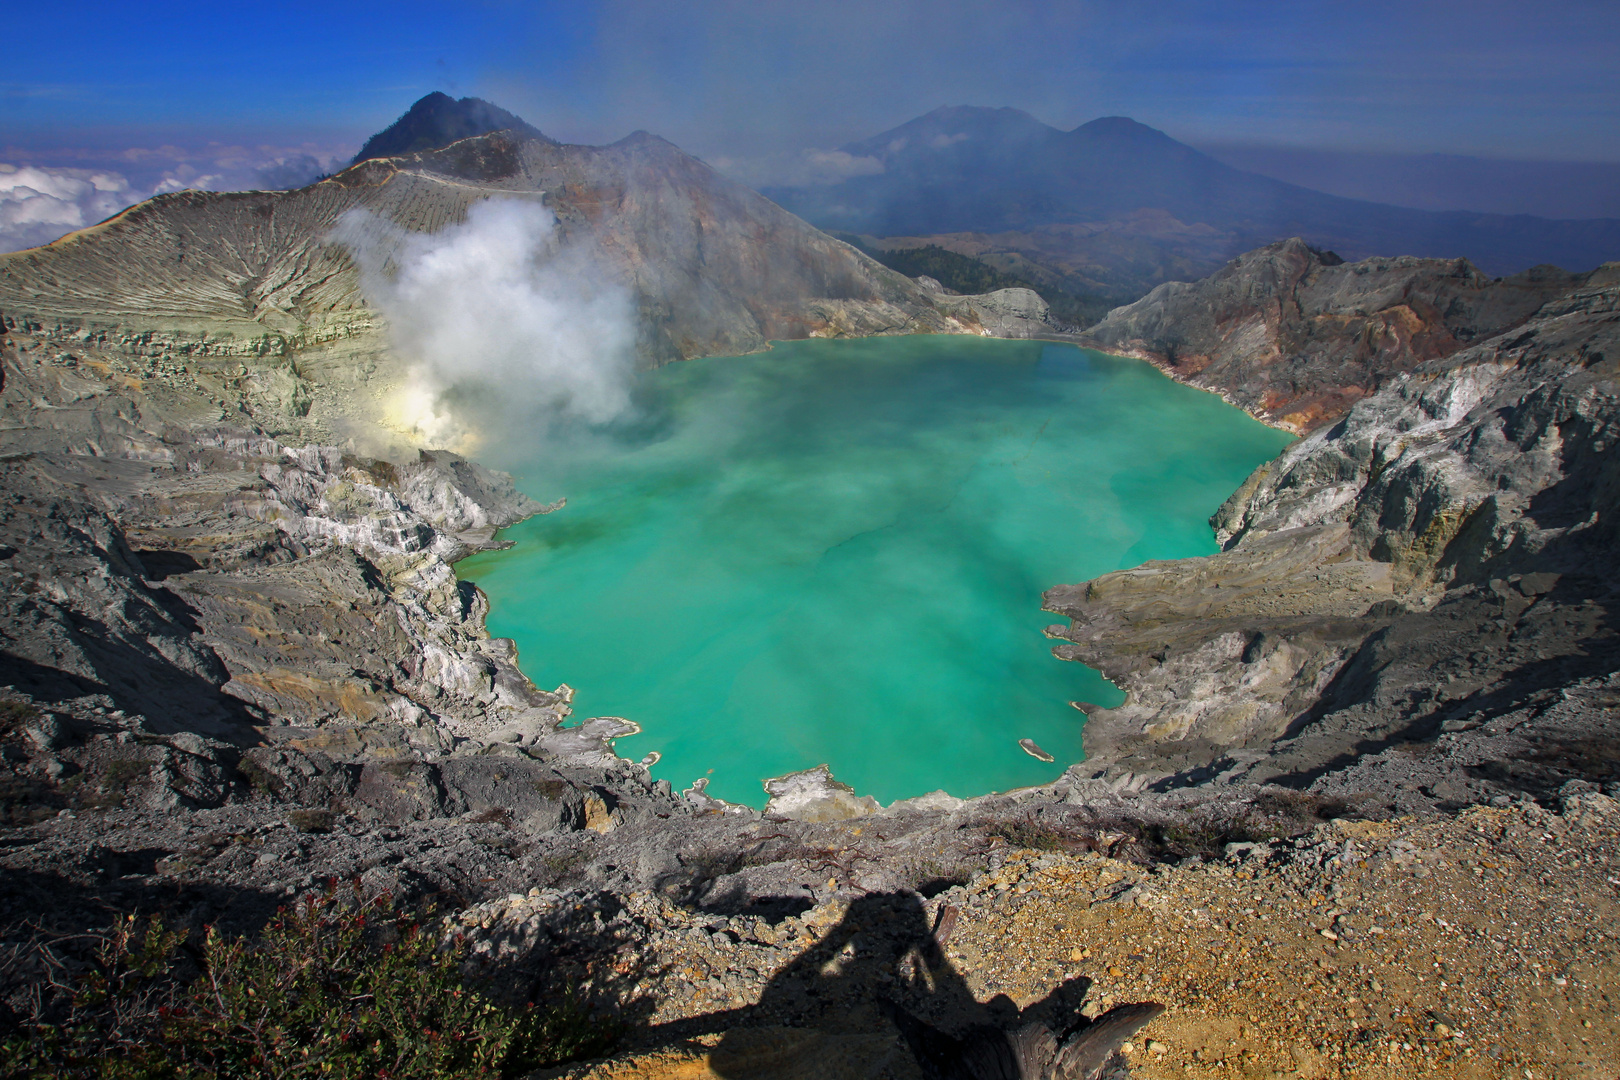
0, 327, 566, 740
0, 458, 243, 738
352, 91, 556, 164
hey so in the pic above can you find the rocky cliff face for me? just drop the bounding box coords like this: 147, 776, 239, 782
1083, 238, 1589, 432
0, 113, 1066, 835
927, 285, 1054, 338
0, 305, 695, 851
0, 324, 565, 740
1048, 264, 1620, 800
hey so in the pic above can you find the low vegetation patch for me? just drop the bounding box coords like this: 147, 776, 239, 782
1, 884, 614, 1079
286, 807, 337, 834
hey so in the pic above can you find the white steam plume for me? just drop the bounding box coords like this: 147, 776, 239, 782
333, 198, 639, 452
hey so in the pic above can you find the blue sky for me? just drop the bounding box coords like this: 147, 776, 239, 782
2, 3, 585, 143
6, 0, 1617, 158
2, 1, 1618, 248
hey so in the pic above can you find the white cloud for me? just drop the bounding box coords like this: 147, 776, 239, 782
930, 132, 969, 149
254, 154, 339, 190
0, 164, 138, 252
0, 144, 352, 252
151, 165, 226, 195
0, 162, 229, 252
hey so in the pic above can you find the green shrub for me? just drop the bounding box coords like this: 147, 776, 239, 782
992, 813, 1113, 856
1, 884, 613, 1079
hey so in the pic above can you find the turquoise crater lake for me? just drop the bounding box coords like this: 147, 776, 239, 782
456, 337, 1293, 807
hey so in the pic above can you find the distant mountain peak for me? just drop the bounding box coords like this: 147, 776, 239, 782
764, 103, 1619, 285
1071, 116, 1173, 141
921, 104, 1041, 122
900, 105, 1050, 134
845, 105, 1055, 159
352, 92, 554, 165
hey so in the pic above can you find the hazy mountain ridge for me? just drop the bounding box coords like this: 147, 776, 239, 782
1200, 143, 1620, 221
766, 106, 1620, 304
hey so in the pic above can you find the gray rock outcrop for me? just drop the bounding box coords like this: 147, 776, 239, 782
933, 287, 1054, 338
0, 323, 565, 743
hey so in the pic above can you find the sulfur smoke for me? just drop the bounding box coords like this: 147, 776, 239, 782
333, 198, 639, 453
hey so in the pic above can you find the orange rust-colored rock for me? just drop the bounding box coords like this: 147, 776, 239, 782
1083, 238, 1588, 432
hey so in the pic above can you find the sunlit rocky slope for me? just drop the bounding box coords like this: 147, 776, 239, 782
1082, 238, 1594, 432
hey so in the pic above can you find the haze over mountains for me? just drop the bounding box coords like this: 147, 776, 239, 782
10, 93, 1618, 322
765, 106, 1620, 305
1199, 144, 1620, 221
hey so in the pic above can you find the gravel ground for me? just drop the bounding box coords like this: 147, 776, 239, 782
3, 709, 1614, 1078
497, 788, 1619, 1079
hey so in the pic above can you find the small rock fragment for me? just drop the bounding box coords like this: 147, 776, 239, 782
1018, 738, 1055, 762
